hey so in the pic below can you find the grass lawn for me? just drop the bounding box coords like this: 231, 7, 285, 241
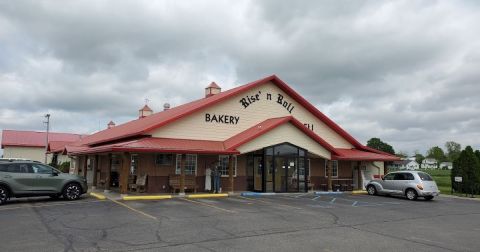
419, 169, 452, 194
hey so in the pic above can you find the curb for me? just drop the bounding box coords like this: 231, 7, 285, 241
122, 195, 172, 201
187, 194, 229, 199
90, 192, 107, 200
314, 191, 343, 195
351, 190, 368, 195
241, 192, 276, 196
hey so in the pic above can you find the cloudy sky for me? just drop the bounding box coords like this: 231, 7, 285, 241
1, 0, 479, 155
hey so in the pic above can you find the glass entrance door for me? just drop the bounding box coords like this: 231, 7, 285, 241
274, 157, 286, 192
253, 156, 263, 191
287, 157, 298, 192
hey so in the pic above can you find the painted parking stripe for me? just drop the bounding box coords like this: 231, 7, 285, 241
352, 201, 358, 207
238, 196, 303, 210
179, 198, 236, 213
0, 199, 104, 211
312, 196, 321, 201
330, 198, 336, 204
108, 198, 158, 221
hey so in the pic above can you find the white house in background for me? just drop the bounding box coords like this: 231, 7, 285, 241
421, 158, 438, 169
386, 159, 420, 170
440, 161, 453, 170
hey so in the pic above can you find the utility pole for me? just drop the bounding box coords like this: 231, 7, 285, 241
44, 114, 50, 164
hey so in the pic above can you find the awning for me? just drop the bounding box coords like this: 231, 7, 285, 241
68, 137, 239, 155
333, 148, 399, 161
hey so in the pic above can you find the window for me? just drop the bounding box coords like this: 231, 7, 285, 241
384, 173, 395, 180
418, 172, 433, 181
324, 160, 338, 177
175, 154, 197, 175
218, 155, 237, 176
155, 154, 173, 165
0, 163, 30, 173
31, 164, 53, 174
393, 173, 406, 180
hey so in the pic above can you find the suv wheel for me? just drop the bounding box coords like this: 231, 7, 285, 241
405, 189, 418, 200
0, 185, 9, 205
367, 185, 377, 195
63, 183, 81, 201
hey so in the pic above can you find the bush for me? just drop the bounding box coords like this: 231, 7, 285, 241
451, 146, 480, 194
58, 161, 71, 173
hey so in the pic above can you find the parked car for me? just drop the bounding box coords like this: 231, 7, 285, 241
366, 171, 440, 200
0, 159, 88, 205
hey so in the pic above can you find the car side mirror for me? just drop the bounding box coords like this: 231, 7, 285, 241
52, 171, 59, 176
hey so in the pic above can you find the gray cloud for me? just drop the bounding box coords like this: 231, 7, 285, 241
0, 0, 479, 155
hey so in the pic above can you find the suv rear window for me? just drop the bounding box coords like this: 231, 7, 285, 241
418, 172, 433, 181
0, 163, 30, 173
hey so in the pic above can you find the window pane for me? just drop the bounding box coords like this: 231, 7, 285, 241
418, 172, 433, 181
32, 164, 52, 174
155, 154, 172, 165
324, 160, 338, 177
218, 155, 236, 176
176, 154, 197, 175
274, 144, 298, 156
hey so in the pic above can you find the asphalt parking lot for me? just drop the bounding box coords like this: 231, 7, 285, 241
1, 193, 480, 252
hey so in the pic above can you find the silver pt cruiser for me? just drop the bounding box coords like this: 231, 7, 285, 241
366, 171, 440, 200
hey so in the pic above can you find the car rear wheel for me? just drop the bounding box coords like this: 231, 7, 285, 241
62, 183, 82, 201
367, 185, 377, 195
405, 189, 418, 200
424, 196, 434, 201
0, 185, 9, 205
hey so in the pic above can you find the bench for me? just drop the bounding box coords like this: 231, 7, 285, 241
169, 175, 197, 193
129, 174, 147, 193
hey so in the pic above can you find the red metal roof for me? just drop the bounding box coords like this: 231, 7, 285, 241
333, 148, 399, 161
70, 137, 238, 155
77, 75, 367, 149
1, 130, 86, 148
48, 141, 75, 153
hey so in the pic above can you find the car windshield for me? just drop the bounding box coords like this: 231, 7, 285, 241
418, 172, 433, 181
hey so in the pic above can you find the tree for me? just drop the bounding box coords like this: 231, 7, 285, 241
452, 146, 480, 194
475, 150, 480, 162
396, 151, 408, 158
413, 150, 425, 165
366, 138, 395, 155
445, 141, 462, 162
426, 146, 446, 167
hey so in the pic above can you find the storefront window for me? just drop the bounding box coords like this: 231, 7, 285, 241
175, 154, 197, 175
324, 160, 338, 177
218, 155, 237, 176
155, 154, 172, 165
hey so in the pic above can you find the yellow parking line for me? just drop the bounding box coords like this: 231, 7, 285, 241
108, 198, 158, 221
238, 196, 302, 210
0, 200, 104, 211
90, 192, 106, 200
187, 193, 229, 199
179, 198, 236, 213
122, 195, 172, 201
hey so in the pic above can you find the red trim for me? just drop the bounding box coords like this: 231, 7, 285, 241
224, 116, 339, 156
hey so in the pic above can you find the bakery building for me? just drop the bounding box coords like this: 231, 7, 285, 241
65, 75, 398, 194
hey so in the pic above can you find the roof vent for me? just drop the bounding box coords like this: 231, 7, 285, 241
107, 121, 116, 129
139, 104, 153, 118
205, 82, 221, 98
163, 103, 171, 111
